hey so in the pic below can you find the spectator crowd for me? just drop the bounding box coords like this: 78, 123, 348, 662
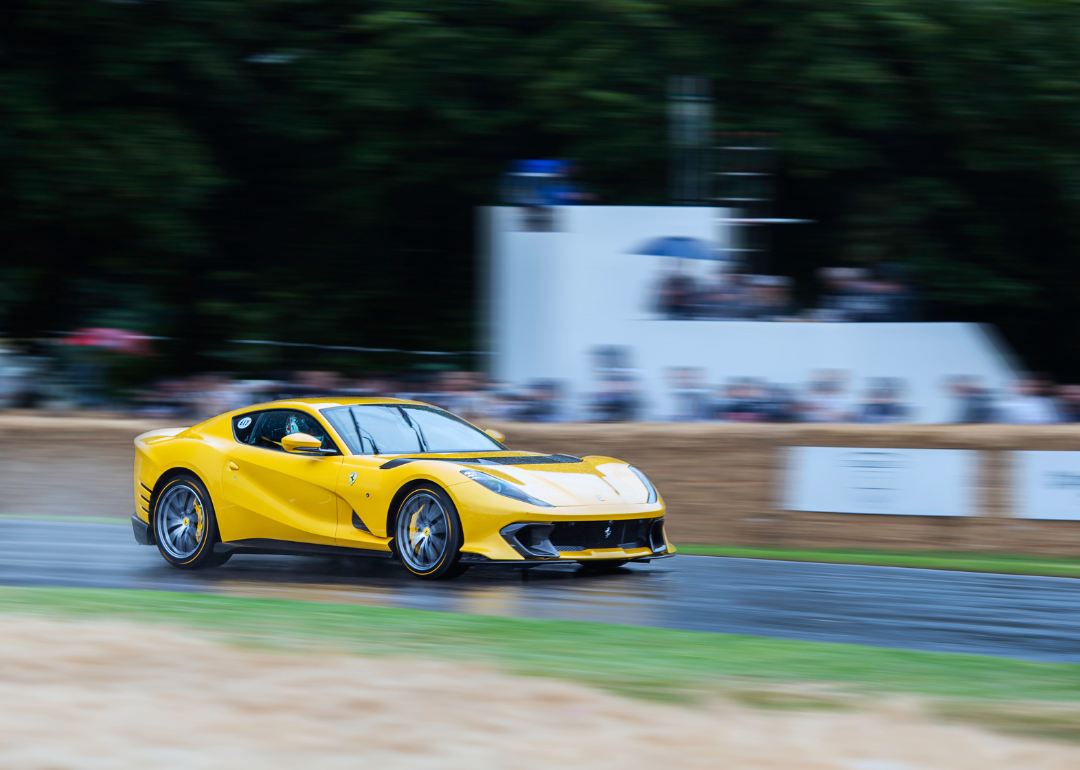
5, 342, 1080, 425
666, 369, 910, 423
655, 264, 917, 322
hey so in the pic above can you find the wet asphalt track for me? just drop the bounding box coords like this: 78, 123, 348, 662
2, 519, 1079, 663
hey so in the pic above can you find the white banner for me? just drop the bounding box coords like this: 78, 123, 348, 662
1013, 451, 1080, 520
783, 447, 976, 517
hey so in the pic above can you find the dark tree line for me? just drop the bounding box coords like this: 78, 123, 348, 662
3, 1, 1080, 376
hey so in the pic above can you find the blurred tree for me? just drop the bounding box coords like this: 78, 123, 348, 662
2, 0, 1080, 376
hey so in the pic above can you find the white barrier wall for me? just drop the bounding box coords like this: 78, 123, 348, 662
783, 447, 977, 517
483, 205, 1018, 422
1013, 452, 1080, 520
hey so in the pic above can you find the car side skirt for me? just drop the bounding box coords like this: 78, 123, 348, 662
215, 539, 395, 559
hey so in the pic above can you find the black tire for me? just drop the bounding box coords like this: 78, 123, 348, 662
153, 474, 221, 570
393, 483, 465, 579
578, 559, 629, 573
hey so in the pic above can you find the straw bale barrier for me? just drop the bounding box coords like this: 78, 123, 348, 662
4, 413, 1080, 556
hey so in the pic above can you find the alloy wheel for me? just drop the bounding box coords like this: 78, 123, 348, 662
156, 483, 206, 560
397, 492, 450, 573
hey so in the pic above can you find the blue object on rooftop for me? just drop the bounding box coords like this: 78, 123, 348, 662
631, 236, 718, 261
512, 159, 565, 176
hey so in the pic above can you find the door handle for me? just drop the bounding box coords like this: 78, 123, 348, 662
228, 462, 239, 471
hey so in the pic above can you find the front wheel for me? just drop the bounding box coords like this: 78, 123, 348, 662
153, 474, 221, 569
394, 484, 464, 579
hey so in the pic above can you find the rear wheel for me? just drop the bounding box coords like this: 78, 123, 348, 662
153, 474, 221, 570
394, 485, 464, 579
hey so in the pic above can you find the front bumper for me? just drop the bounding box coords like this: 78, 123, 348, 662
451, 476, 669, 560
459, 550, 675, 567
451, 477, 674, 561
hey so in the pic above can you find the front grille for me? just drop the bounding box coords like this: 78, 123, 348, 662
550, 519, 652, 552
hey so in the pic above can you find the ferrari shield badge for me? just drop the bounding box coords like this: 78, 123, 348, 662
349, 472, 358, 486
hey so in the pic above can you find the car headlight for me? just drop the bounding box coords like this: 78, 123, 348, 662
628, 465, 658, 504
460, 469, 553, 507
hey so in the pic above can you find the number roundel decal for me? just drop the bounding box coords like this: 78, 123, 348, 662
237, 416, 252, 429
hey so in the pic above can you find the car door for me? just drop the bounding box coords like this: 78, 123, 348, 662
321, 404, 427, 545
334, 454, 393, 546
218, 409, 344, 545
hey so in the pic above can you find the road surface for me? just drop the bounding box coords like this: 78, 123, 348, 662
2, 519, 1078, 662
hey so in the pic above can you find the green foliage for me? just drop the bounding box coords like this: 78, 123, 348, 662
3, 1, 1080, 374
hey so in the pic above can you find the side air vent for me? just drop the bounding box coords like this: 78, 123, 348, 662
351, 511, 371, 533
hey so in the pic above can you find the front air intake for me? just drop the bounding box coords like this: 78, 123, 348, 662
500, 523, 560, 558
549, 519, 652, 552
648, 519, 667, 553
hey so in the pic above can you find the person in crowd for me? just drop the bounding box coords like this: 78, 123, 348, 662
714, 378, 768, 422
589, 370, 640, 421
996, 374, 1059, 424
761, 383, 800, 421
517, 379, 564, 422
656, 266, 699, 320
800, 370, 853, 422
749, 276, 796, 321
1055, 384, 1080, 423
712, 272, 755, 319
813, 264, 915, 322
945, 376, 996, 423
815, 267, 860, 321
857, 378, 910, 423
667, 367, 711, 421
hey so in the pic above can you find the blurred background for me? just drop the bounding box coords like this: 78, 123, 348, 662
3, 0, 1080, 424
6, 7, 1080, 766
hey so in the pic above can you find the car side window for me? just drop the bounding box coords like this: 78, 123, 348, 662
232, 413, 261, 444
250, 410, 337, 454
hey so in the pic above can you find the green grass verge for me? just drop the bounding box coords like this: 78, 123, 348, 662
677, 545, 1080, 578
1, 586, 1078, 706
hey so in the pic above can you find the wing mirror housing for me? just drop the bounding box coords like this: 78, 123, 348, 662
484, 428, 506, 443
281, 433, 325, 453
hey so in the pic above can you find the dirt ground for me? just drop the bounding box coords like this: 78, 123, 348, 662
0, 616, 1077, 770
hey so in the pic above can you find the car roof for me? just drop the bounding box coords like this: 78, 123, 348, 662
244, 396, 435, 411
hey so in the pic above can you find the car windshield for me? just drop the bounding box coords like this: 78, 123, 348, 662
322, 404, 504, 455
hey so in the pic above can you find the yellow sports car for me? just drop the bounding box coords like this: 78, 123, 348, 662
132, 397, 672, 579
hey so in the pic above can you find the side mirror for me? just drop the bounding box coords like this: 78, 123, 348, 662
484, 428, 506, 443
282, 433, 324, 453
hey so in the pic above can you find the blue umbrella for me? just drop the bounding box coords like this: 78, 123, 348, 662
631, 236, 720, 261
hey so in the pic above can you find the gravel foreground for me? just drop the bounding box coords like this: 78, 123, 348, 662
1, 616, 1077, 770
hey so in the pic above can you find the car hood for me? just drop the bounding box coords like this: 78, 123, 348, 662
394, 452, 652, 507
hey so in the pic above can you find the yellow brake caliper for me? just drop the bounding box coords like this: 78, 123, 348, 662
410, 511, 424, 555
193, 500, 204, 541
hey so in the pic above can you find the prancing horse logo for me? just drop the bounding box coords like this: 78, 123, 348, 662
604, 525, 612, 538
349, 472, 358, 486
